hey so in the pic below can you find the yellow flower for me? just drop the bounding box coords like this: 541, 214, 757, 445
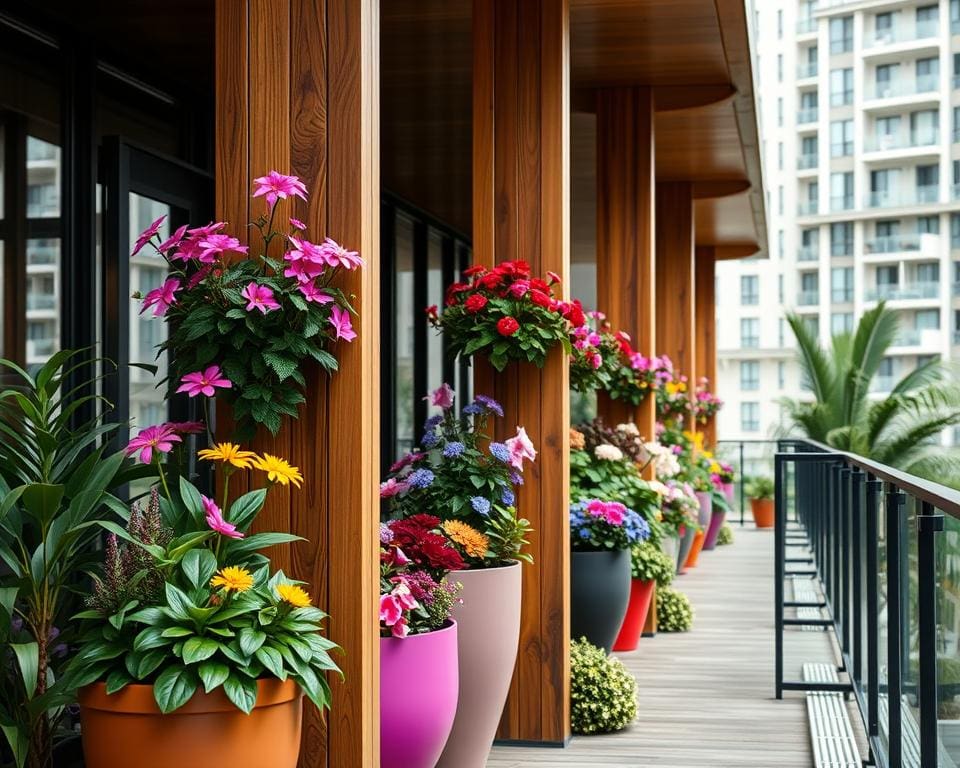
442, 520, 490, 559
210, 566, 254, 593
254, 453, 304, 488
276, 583, 312, 607
198, 442, 258, 469
709, 460, 720, 473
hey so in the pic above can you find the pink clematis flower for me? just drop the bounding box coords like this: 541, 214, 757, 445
157, 224, 189, 255
505, 426, 537, 470
289, 217, 307, 231
253, 171, 308, 208
202, 496, 244, 539
318, 237, 363, 270
125, 424, 181, 464
241, 282, 281, 314
140, 277, 181, 317
379, 593, 403, 626
298, 281, 334, 304
131, 215, 167, 257
329, 305, 357, 342
197, 233, 248, 263
283, 237, 327, 282
425, 383, 455, 410
176, 366, 233, 398
380, 478, 409, 498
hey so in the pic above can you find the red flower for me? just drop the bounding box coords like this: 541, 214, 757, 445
497, 316, 520, 336
465, 294, 488, 314
499, 260, 531, 277
546, 270, 562, 285
445, 282, 471, 306
425, 305, 438, 320
564, 300, 586, 328
529, 278, 551, 294
480, 272, 503, 291
528, 289, 553, 308
615, 331, 634, 355
463, 265, 486, 277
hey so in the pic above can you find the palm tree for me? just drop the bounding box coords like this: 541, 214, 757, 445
781, 302, 960, 485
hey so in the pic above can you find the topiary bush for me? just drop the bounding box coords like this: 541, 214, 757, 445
717, 523, 734, 546
570, 637, 638, 734
630, 541, 675, 588
657, 587, 694, 632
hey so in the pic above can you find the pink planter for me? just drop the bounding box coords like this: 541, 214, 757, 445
695, 491, 712, 528
380, 621, 459, 768
703, 508, 726, 550
437, 562, 521, 768
722, 482, 735, 505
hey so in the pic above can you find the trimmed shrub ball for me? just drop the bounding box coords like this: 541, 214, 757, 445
717, 523, 734, 546
657, 587, 694, 632
570, 637, 638, 734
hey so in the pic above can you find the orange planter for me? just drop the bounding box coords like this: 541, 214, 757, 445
751, 497, 775, 528
684, 529, 706, 568
79, 679, 303, 768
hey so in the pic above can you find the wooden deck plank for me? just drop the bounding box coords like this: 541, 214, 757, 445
487, 528, 820, 767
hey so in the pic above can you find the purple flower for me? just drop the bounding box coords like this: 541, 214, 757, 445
470, 496, 491, 516
489, 442, 510, 462
443, 441, 465, 458
421, 430, 440, 448
476, 395, 504, 417
425, 383, 455, 409
501, 488, 516, 506
510, 470, 524, 486
407, 468, 435, 489
424, 415, 443, 430
379, 523, 394, 544
462, 403, 483, 416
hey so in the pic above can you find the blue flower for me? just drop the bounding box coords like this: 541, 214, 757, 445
501, 488, 515, 506
470, 496, 492, 516
490, 442, 510, 462
578, 528, 591, 539
379, 523, 394, 544
423, 414, 443, 430
462, 403, 484, 415
476, 395, 504, 417
510, 470, 524, 486
407, 468, 435, 489
443, 441, 466, 458
421, 430, 440, 448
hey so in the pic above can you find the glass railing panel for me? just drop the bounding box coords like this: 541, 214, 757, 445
798, 246, 820, 261
901, 498, 920, 762
936, 514, 960, 763
878, 489, 891, 754
798, 108, 819, 124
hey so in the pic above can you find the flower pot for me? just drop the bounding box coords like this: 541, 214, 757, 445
78, 679, 302, 768
695, 491, 712, 528
703, 508, 726, 550
381, 620, 459, 768
660, 534, 679, 562
676, 525, 696, 574
684, 529, 706, 568
751, 497, 775, 528
438, 562, 521, 768
570, 548, 631, 653
722, 482, 735, 506
612, 578, 656, 652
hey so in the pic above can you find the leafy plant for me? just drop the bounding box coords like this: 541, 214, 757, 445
569, 500, 649, 552
717, 523, 734, 546
570, 638, 637, 734
0, 351, 155, 768
657, 587, 694, 632
744, 476, 775, 501
630, 542, 675, 588
569, 314, 622, 393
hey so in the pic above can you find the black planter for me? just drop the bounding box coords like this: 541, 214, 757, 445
570, 548, 631, 653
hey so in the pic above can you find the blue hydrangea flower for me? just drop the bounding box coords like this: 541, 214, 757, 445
476, 395, 504, 417
462, 403, 484, 415
407, 468, 435, 489
379, 523, 394, 544
421, 430, 440, 448
501, 488, 515, 506
443, 441, 465, 458
510, 470, 524, 486
489, 442, 510, 462
470, 496, 492, 516
424, 414, 443, 430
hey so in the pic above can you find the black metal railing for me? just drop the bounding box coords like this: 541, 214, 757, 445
715, 439, 779, 526
775, 438, 960, 768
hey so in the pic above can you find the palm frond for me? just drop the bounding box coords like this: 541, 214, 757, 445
899, 447, 960, 491
786, 312, 835, 405
890, 358, 945, 395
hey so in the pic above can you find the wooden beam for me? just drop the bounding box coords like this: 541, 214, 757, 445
215, 1, 379, 765
595, 87, 656, 442
695, 247, 716, 447
474, 0, 571, 746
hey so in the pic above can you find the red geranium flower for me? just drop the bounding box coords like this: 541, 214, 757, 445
528, 289, 553, 308
480, 272, 503, 291
465, 294, 488, 314
425, 305, 438, 320
463, 265, 486, 277
497, 316, 521, 336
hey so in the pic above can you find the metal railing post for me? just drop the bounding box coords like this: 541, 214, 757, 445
917, 501, 943, 768
850, 469, 864, 687
775, 451, 785, 698
886, 484, 905, 768
865, 476, 881, 740
840, 466, 852, 656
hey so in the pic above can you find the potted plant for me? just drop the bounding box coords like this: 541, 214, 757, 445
568, 311, 624, 393
745, 475, 776, 528
428, 261, 578, 370
613, 541, 676, 652
379, 518, 463, 768
570, 639, 637, 735
66, 452, 338, 768
704, 460, 735, 550
380, 385, 534, 768
657, 587, 694, 632
692, 377, 723, 425
570, 499, 650, 653
659, 481, 700, 574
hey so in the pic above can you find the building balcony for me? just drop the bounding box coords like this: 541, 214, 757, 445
864, 233, 937, 256
869, 374, 896, 393
797, 290, 820, 306
797, 246, 819, 262
866, 186, 939, 208
868, 76, 939, 101
26, 294, 57, 310
867, 21, 939, 48
797, 200, 819, 216
830, 195, 854, 212
864, 281, 939, 301
892, 328, 941, 348
797, 108, 819, 125
797, 153, 818, 170
863, 133, 939, 152
26, 338, 57, 362
797, 62, 818, 80
796, 18, 816, 35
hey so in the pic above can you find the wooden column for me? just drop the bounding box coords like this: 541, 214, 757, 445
595, 87, 656, 442
695, 247, 717, 447
474, 0, 571, 745
655, 182, 696, 426
215, 2, 379, 766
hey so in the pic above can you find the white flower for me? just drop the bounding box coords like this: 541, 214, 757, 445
654, 452, 681, 478
616, 422, 640, 437
647, 480, 669, 496
594, 444, 624, 461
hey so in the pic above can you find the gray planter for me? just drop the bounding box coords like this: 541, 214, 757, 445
676, 524, 696, 574
570, 549, 631, 653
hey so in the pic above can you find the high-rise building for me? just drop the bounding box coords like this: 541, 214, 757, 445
717, 0, 960, 441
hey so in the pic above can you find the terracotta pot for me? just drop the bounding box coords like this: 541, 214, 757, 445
612, 578, 656, 652
438, 562, 521, 768
703, 508, 727, 550
685, 529, 706, 568
676, 524, 696, 574
571, 548, 632, 653
79, 679, 302, 768
381, 620, 459, 768
694, 491, 713, 528
751, 497, 775, 528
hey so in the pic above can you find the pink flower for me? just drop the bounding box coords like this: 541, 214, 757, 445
380, 478, 409, 498
131, 215, 166, 257
318, 237, 363, 270
186, 264, 213, 289
157, 224, 188, 255
241, 282, 281, 314
284, 237, 327, 282
125, 424, 181, 464
391, 618, 410, 638
289, 217, 307, 231
382, 546, 411, 567
505, 426, 537, 470
603, 502, 627, 526
329, 305, 357, 342
188, 221, 227, 239
391, 581, 418, 610
202, 496, 243, 539
140, 277, 181, 317
176, 366, 233, 397
298, 281, 334, 304
379, 594, 403, 626
167, 421, 205, 435
585, 500, 608, 519
508, 279, 531, 298
197, 233, 248, 263
252, 171, 308, 208
589, 352, 602, 370
425, 383, 455, 409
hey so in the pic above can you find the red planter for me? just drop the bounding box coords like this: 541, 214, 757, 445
612, 578, 655, 652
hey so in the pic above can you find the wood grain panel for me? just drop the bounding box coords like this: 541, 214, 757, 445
695, 247, 716, 447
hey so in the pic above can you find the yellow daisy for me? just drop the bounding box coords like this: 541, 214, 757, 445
276, 583, 312, 608
442, 520, 490, 559
197, 442, 258, 469
210, 566, 254, 593
254, 453, 304, 488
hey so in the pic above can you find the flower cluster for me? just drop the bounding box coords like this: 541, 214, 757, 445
381, 385, 534, 566
569, 312, 623, 393
569, 499, 650, 552
570, 638, 638, 735
709, 459, 735, 495
692, 377, 723, 424
629, 541, 675, 588
656, 481, 700, 536
605, 333, 673, 407
429, 261, 579, 370
134, 170, 362, 440
654, 361, 692, 426
575, 418, 648, 466
657, 586, 694, 632
641, 441, 681, 479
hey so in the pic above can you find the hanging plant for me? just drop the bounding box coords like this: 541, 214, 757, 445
569, 311, 623, 393
692, 376, 723, 424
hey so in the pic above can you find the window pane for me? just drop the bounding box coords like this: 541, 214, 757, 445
26, 238, 60, 365
426, 229, 444, 397
26, 137, 60, 218
393, 214, 416, 458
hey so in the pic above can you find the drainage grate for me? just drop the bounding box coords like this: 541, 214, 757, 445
803, 663, 860, 768
791, 577, 823, 632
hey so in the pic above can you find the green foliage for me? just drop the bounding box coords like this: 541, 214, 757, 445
570, 638, 638, 735
657, 587, 694, 632
717, 523, 734, 546
0, 351, 154, 768
744, 476, 775, 501
485, 504, 534, 564
630, 542, 675, 587
569, 321, 622, 394
782, 303, 960, 486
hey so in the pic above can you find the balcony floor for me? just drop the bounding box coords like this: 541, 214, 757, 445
487, 527, 830, 767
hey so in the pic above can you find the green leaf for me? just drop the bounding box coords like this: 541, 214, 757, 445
161, 626, 195, 639
19, 483, 65, 526
238, 628, 267, 656
0, 723, 28, 768
255, 645, 286, 680
133, 626, 169, 653
197, 661, 230, 693
0, 587, 17, 632
181, 637, 220, 664
105, 669, 132, 694
223, 673, 258, 714
164, 583, 197, 621
136, 650, 167, 680
153, 666, 198, 714
180, 549, 218, 591
178, 476, 205, 525
227, 489, 267, 531
11, 642, 38, 697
